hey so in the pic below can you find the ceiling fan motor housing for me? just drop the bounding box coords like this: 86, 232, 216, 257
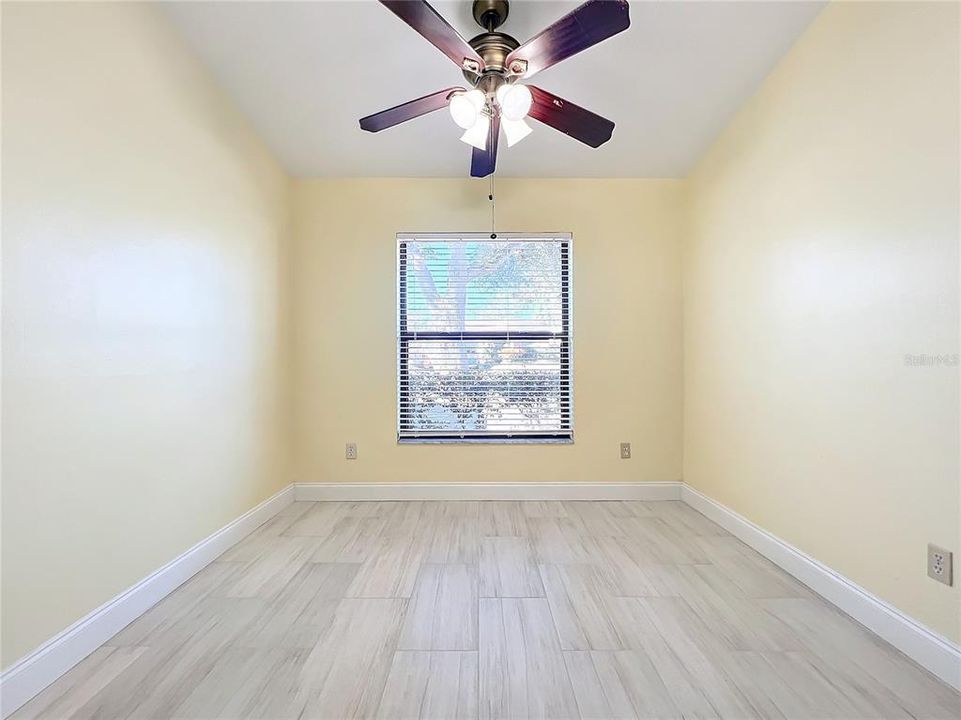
465, 0, 520, 88
466, 32, 518, 78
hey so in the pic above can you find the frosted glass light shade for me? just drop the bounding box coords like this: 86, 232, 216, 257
502, 118, 532, 147
499, 84, 532, 121
465, 89, 485, 110
448, 94, 478, 130
460, 113, 490, 150
449, 89, 488, 130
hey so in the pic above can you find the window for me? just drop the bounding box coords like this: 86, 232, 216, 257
397, 233, 572, 442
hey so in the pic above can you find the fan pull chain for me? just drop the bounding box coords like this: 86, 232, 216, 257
489, 174, 496, 238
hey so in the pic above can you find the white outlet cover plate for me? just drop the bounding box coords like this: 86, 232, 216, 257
927, 544, 953, 586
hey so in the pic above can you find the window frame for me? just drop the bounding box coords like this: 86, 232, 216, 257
396, 232, 574, 444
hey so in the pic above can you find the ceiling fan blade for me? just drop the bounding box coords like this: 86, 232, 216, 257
380, 0, 486, 73
360, 87, 463, 132
506, 0, 630, 80
528, 86, 615, 148
470, 114, 501, 178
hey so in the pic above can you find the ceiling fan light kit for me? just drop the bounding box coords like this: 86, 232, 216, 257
359, 0, 630, 177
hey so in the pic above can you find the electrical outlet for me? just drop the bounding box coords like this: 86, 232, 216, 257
620, 442, 631, 459
927, 544, 953, 586
345, 442, 357, 460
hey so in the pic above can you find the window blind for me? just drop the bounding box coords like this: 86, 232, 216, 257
397, 234, 572, 442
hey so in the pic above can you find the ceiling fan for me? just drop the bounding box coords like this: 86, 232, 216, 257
359, 0, 630, 177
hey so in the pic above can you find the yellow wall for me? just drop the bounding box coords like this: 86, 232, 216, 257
1, 2, 291, 666
291, 178, 684, 485
683, 1, 960, 642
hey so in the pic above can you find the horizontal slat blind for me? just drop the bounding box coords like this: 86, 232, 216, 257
398, 235, 572, 441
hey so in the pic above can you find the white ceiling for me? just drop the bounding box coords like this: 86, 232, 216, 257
163, 0, 824, 177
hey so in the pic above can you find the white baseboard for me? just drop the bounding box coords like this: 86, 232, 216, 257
680, 483, 961, 692
0, 484, 294, 719
294, 481, 682, 502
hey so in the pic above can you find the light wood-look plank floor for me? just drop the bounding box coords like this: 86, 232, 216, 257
14, 501, 960, 720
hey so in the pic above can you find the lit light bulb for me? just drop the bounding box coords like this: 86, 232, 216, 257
460, 113, 490, 150
498, 84, 532, 121
502, 118, 532, 147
